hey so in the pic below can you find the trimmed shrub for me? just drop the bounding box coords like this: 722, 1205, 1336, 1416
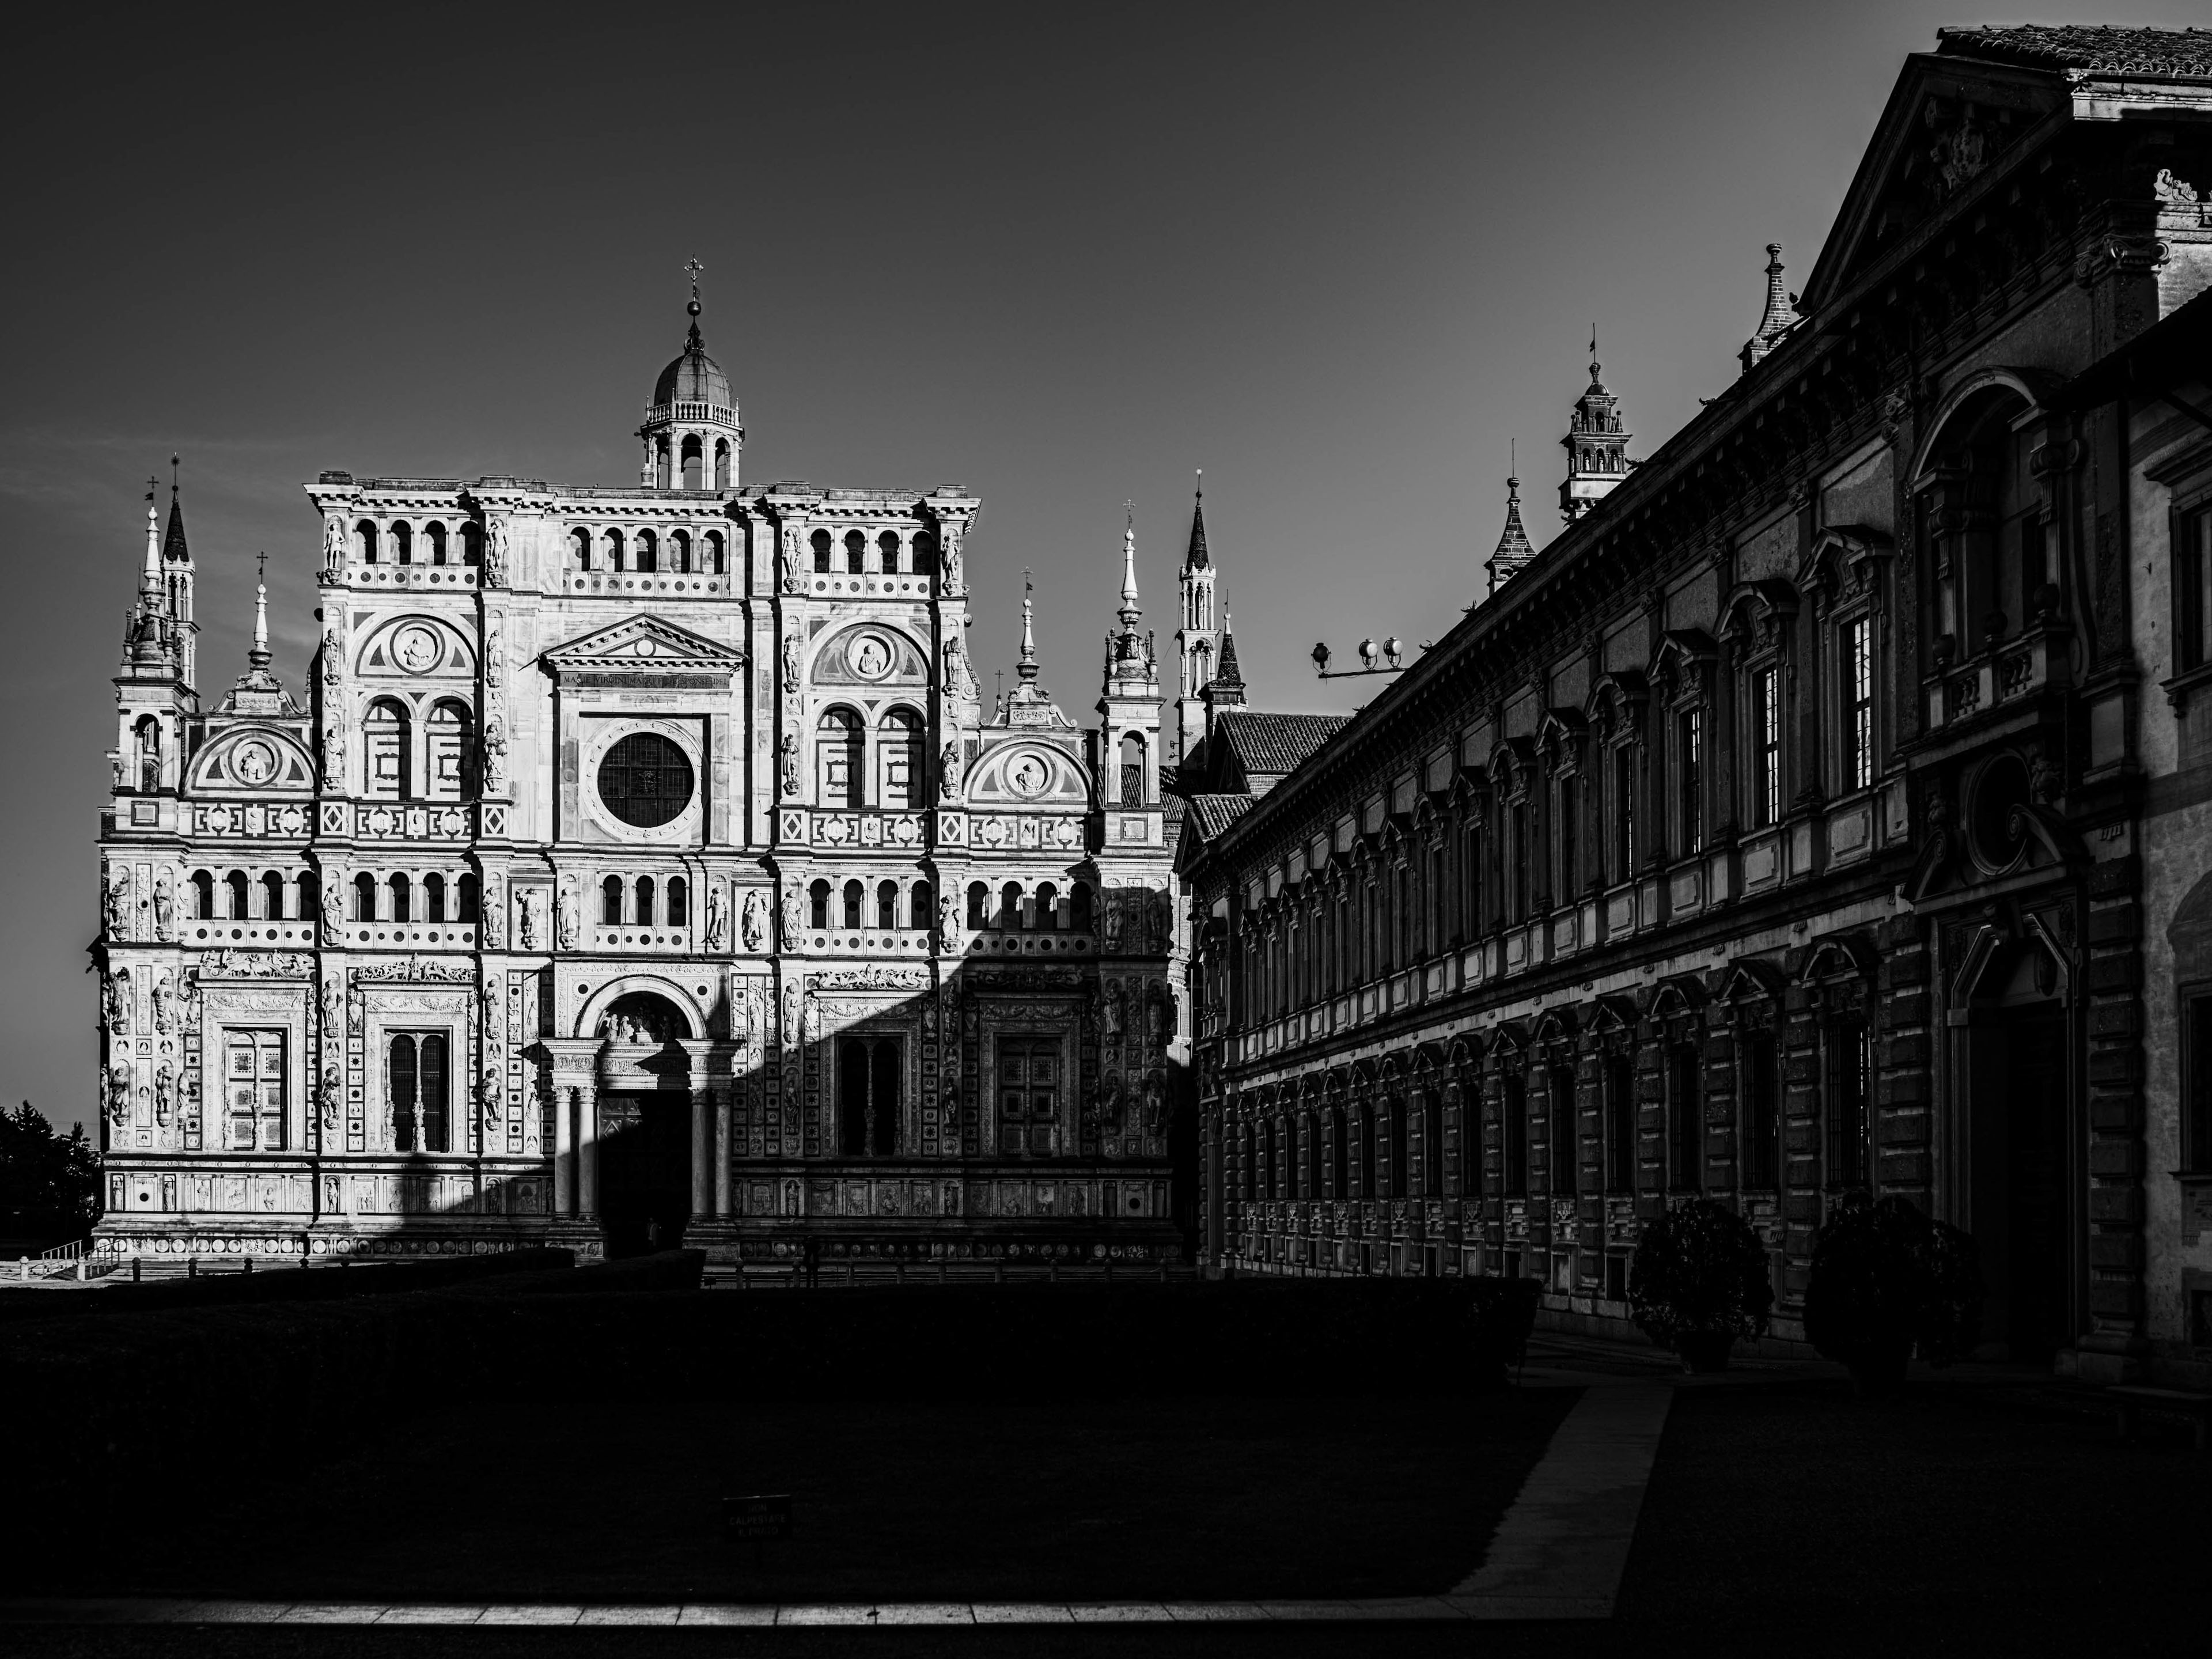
1627, 1198, 1774, 1350
1804, 1191, 1983, 1382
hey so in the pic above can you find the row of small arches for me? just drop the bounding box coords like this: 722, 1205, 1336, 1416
600, 875, 691, 928
965, 880, 1094, 932
184, 869, 482, 925
570, 526, 728, 574
813, 528, 938, 576
808, 878, 934, 932
650, 433, 733, 491
353, 521, 482, 566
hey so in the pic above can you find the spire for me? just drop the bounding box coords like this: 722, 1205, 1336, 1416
139, 480, 162, 592
1739, 243, 1801, 373
1560, 332, 1631, 524
1486, 449, 1535, 596
1017, 570, 1039, 685
683, 255, 706, 353
1213, 614, 1244, 695
249, 552, 272, 671
1183, 471, 1210, 570
1119, 501, 1141, 627
162, 453, 190, 565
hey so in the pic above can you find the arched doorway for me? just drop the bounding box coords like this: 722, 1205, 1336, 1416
594, 991, 693, 1257
1960, 932, 2074, 1359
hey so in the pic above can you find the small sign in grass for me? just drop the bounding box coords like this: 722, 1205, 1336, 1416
724, 1494, 793, 1541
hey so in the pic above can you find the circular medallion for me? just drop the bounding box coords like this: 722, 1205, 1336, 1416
597, 732, 695, 829
393, 626, 441, 673
846, 633, 893, 680
232, 740, 276, 785
1009, 753, 1051, 798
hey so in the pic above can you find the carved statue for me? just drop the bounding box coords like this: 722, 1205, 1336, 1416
323, 514, 347, 575
741, 888, 764, 952
485, 517, 510, 586
1104, 980, 1124, 1037
321, 977, 344, 1040
105, 969, 129, 1034
704, 880, 727, 950
780, 730, 800, 798
781, 982, 798, 1048
151, 976, 172, 1035
321, 719, 347, 788
782, 631, 802, 687
323, 626, 343, 688
482, 715, 508, 795
480, 880, 505, 949
1104, 895, 1124, 950
321, 878, 346, 940
108, 1063, 131, 1126
939, 888, 960, 946
152, 870, 173, 940
558, 884, 579, 950
940, 524, 964, 590
513, 888, 535, 950
1146, 989, 1166, 1048
1143, 1069, 1167, 1135
938, 740, 961, 800
781, 881, 804, 949
153, 1063, 173, 1128
105, 867, 131, 940
1100, 1070, 1126, 1133
484, 614, 504, 673
780, 524, 802, 589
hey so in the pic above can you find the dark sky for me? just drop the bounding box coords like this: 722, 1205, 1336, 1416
6, 1, 2198, 1132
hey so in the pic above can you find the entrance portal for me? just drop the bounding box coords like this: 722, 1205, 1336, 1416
1966, 944, 2071, 1359
593, 991, 693, 1258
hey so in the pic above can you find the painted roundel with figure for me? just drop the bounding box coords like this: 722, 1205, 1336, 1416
596, 732, 695, 828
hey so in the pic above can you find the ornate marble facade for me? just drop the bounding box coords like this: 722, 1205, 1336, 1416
94, 291, 1202, 1266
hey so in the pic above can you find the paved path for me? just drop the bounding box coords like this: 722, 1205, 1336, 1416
0, 1371, 1676, 1627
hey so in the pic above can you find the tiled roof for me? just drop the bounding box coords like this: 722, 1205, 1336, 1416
1936, 24, 2212, 76
1162, 790, 1188, 830
1184, 793, 1253, 840
1217, 712, 1351, 778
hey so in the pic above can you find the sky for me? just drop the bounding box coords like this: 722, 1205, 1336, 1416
5, 1, 2202, 1132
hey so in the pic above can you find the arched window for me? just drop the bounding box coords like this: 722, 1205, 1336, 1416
391, 521, 413, 565
809, 879, 831, 929
298, 872, 318, 930
460, 522, 482, 566
842, 879, 864, 930
968, 881, 988, 927
424, 521, 448, 566
604, 528, 625, 572
135, 717, 161, 791
389, 874, 412, 924
635, 528, 657, 573
1071, 881, 1093, 932
1002, 881, 1023, 930
191, 870, 215, 920
878, 531, 901, 574
812, 529, 833, 573
457, 873, 479, 923
571, 527, 591, 570
225, 870, 249, 920
1037, 881, 1060, 931
353, 873, 377, 923
1119, 732, 1146, 804
1548, 1063, 1577, 1196
1388, 1097, 1410, 1198
355, 521, 378, 563
601, 876, 623, 926
877, 707, 924, 807
256, 871, 282, 921
911, 879, 931, 927
426, 701, 472, 801
1423, 1094, 1443, 1198
713, 439, 731, 490
877, 880, 898, 930
667, 876, 688, 927
705, 529, 725, 575
680, 434, 703, 490
1357, 1103, 1377, 1199
836, 1035, 903, 1157
654, 436, 671, 490
364, 701, 410, 800
845, 530, 866, 574
636, 876, 656, 927
1330, 1108, 1348, 1198
912, 532, 938, 576
670, 529, 691, 574
817, 708, 864, 807
423, 873, 445, 923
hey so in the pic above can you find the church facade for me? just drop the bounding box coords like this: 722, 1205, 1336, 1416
94, 289, 1205, 1267
1179, 25, 2212, 1382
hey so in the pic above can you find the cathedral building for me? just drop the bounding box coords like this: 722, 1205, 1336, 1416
93, 283, 1210, 1268
1179, 25, 2212, 1384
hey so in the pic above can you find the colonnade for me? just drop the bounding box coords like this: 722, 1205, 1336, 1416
543, 1037, 734, 1222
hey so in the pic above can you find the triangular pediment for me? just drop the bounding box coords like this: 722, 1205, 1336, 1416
543, 614, 746, 674
1800, 51, 2068, 315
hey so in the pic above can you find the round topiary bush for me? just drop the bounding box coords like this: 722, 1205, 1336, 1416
1804, 1191, 1983, 1393
1628, 1198, 1775, 1369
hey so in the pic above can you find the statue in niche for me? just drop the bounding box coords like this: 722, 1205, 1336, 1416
1143, 1070, 1167, 1135
108, 1063, 131, 1127
319, 1067, 342, 1133
779, 731, 800, 797
151, 976, 172, 1035
779, 524, 803, 589
741, 888, 764, 952
1103, 980, 1124, 1037
1104, 893, 1124, 951
321, 878, 345, 940
485, 518, 509, 586
939, 888, 960, 946
480, 881, 505, 949
780, 881, 804, 950
321, 719, 347, 787
105, 868, 131, 941
1100, 1069, 1126, 1134
181, 971, 200, 1031
152, 870, 173, 940
940, 525, 964, 590
153, 1064, 173, 1128
322, 626, 343, 689
105, 969, 129, 1035
482, 715, 508, 794
558, 884, 579, 950
704, 881, 728, 950
324, 515, 347, 575
782, 631, 802, 687
518, 888, 540, 950
781, 982, 799, 1048
1147, 985, 1172, 1051
938, 740, 962, 800
321, 978, 344, 1041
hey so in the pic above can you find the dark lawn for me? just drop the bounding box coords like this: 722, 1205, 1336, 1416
14, 1390, 1575, 1607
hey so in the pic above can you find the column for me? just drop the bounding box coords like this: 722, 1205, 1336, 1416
553, 1082, 574, 1216
714, 1084, 732, 1217
690, 1082, 711, 1220
577, 1080, 599, 1217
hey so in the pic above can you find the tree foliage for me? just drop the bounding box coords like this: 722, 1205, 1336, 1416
0, 1102, 100, 1243
1628, 1197, 1775, 1346
1805, 1191, 1983, 1369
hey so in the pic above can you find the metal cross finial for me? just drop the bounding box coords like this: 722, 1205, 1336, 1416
256, 551, 268, 582
684, 257, 705, 298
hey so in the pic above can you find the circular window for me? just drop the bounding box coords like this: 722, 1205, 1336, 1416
597, 733, 695, 828
1968, 752, 2031, 873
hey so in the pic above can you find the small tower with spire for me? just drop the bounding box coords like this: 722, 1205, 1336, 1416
1173, 472, 1221, 769
162, 455, 198, 694
217, 552, 300, 718
1099, 503, 1163, 813
639, 259, 742, 491
1739, 243, 1801, 374
1560, 331, 1631, 524
1200, 611, 1247, 745
1001, 573, 1073, 729
1485, 444, 1536, 597
113, 478, 194, 797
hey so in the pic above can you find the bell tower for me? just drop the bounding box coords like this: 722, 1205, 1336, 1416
1560, 331, 1631, 523
639, 260, 742, 492
1173, 474, 1219, 768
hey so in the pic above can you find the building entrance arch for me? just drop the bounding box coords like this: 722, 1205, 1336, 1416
593, 990, 694, 1257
